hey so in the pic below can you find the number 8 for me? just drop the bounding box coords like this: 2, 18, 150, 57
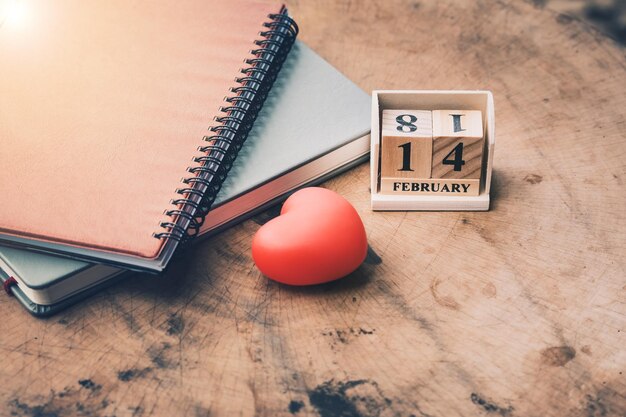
396, 114, 417, 133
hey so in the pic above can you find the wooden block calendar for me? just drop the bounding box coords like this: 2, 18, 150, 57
379, 109, 484, 196
371, 91, 495, 211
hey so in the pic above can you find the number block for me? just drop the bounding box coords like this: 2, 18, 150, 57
431, 110, 484, 179
380, 110, 432, 179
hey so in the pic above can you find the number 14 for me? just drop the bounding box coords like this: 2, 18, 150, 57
398, 142, 466, 172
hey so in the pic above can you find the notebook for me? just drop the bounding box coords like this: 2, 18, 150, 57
0, 40, 372, 316
0, 0, 298, 272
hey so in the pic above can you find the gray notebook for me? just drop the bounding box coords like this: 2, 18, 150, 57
0, 41, 371, 316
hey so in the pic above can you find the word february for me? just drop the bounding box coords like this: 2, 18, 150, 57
380, 178, 480, 196
394, 182, 470, 193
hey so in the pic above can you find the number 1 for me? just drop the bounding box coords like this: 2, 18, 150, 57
398, 142, 413, 171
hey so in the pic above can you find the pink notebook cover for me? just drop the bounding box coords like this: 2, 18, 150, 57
0, 0, 283, 260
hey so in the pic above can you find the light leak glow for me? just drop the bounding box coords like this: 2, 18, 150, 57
0, 0, 29, 29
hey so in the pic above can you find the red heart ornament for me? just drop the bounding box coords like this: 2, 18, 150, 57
252, 187, 368, 285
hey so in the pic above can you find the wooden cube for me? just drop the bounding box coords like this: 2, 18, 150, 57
380, 110, 432, 179
431, 110, 484, 179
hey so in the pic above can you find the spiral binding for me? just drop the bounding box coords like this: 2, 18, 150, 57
153, 7, 298, 243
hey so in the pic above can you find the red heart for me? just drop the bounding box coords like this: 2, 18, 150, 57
252, 187, 368, 285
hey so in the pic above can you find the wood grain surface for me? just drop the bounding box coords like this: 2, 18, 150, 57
1, 1, 625, 416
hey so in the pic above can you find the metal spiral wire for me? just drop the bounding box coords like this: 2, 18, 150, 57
154, 9, 298, 243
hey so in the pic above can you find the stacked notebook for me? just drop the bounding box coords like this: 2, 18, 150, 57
0, 1, 371, 316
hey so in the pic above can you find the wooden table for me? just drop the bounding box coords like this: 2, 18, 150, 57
1, 1, 624, 416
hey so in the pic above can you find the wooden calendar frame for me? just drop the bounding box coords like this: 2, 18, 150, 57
371, 90, 495, 211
